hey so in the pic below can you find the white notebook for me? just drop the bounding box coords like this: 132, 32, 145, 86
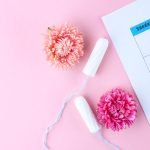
102, 0, 150, 124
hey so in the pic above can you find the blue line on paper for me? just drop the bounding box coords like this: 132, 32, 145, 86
130, 18, 150, 36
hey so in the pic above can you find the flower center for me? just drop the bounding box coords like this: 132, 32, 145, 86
55, 38, 73, 57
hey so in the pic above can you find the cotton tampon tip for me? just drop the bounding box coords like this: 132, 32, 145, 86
83, 38, 109, 77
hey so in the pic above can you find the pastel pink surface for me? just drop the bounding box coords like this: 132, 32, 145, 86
0, 0, 150, 150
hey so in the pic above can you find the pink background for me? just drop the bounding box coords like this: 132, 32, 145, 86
0, 0, 150, 150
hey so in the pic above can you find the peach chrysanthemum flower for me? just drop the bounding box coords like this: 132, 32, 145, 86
44, 24, 84, 69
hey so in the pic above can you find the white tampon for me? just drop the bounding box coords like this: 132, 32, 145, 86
74, 96, 101, 133
83, 38, 109, 77
74, 96, 120, 150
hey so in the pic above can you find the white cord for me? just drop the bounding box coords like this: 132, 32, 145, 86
96, 132, 121, 150
43, 76, 121, 150
43, 76, 89, 150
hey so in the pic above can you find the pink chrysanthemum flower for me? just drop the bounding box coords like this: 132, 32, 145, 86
96, 89, 137, 131
44, 24, 84, 69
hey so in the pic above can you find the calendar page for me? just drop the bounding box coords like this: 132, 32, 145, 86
131, 19, 150, 71
102, 0, 150, 124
